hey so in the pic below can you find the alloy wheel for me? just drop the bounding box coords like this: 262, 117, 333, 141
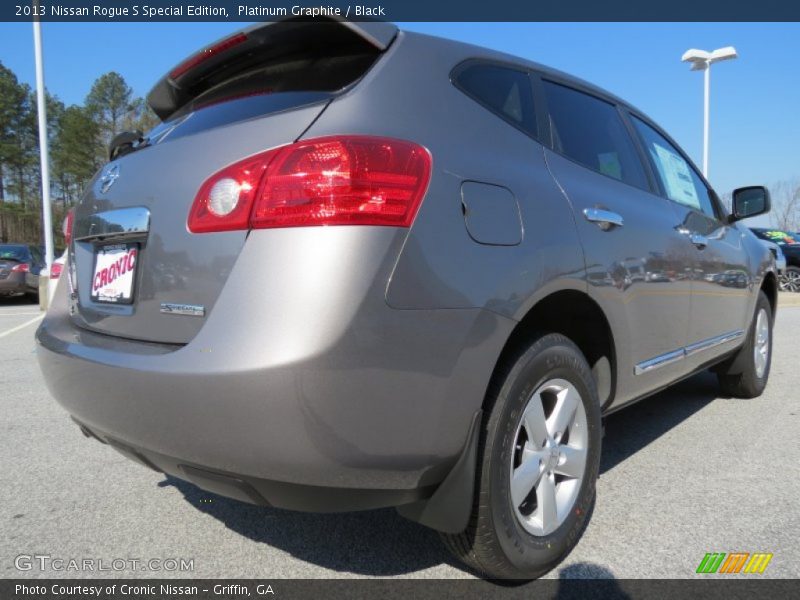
510, 378, 588, 536
781, 270, 800, 293
754, 308, 770, 379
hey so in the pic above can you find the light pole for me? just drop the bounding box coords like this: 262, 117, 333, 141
681, 47, 738, 179
33, 12, 54, 275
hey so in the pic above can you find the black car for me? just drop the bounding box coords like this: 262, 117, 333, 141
750, 228, 800, 292
0, 244, 45, 300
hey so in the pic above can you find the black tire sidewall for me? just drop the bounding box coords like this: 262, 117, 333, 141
487, 336, 602, 575
748, 292, 773, 388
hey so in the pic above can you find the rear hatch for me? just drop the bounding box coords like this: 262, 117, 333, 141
69, 18, 397, 344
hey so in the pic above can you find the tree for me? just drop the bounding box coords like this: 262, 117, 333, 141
122, 97, 160, 135
771, 179, 800, 232
52, 105, 100, 207
0, 62, 30, 202
0, 63, 161, 244
85, 72, 134, 161
4, 88, 38, 210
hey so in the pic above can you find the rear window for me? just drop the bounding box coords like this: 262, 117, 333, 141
147, 91, 333, 143
147, 22, 383, 140
0, 245, 29, 261
454, 63, 537, 137
543, 81, 648, 190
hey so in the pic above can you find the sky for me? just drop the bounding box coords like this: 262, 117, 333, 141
0, 21, 798, 224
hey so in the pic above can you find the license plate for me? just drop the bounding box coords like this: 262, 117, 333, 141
90, 243, 138, 304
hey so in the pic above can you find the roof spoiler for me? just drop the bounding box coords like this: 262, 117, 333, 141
146, 18, 398, 121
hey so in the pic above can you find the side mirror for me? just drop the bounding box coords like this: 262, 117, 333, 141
730, 186, 770, 222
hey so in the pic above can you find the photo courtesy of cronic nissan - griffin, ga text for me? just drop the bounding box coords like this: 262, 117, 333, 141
36, 18, 777, 579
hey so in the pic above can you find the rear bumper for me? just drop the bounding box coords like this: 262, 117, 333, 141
73, 418, 434, 511
36, 229, 514, 510
0, 273, 29, 294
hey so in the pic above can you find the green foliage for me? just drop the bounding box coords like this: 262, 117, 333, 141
85, 71, 134, 161
52, 105, 100, 205
123, 97, 160, 136
0, 62, 160, 244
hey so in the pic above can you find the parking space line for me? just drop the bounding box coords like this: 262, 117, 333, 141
0, 314, 44, 339
0, 312, 42, 317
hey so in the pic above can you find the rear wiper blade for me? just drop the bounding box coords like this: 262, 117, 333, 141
109, 130, 144, 161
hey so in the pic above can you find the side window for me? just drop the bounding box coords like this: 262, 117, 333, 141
454, 63, 537, 137
29, 247, 43, 263
542, 81, 648, 190
631, 117, 719, 219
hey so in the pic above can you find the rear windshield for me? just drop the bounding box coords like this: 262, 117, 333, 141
147, 24, 382, 142
147, 91, 333, 143
0, 245, 29, 261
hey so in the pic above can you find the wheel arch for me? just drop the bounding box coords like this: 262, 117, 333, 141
486, 289, 618, 411
761, 271, 778, 317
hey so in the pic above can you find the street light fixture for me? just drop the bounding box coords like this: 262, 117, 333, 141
681, 46, 738, 178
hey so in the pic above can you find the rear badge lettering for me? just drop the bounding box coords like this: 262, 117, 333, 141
160, 303, 205, 317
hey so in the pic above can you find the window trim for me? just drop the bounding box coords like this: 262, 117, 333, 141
450, 58, 540, 141
625, 109, 726, 222
536, 76, 656, 195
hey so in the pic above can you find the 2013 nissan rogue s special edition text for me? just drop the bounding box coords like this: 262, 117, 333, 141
36, 18, 778, 579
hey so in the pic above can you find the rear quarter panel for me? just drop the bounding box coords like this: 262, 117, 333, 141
303, 31, 587, 318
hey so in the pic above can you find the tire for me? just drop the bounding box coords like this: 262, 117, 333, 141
441, 333, 602, 579
716, 291, 773, 399
782, 266, 800, 293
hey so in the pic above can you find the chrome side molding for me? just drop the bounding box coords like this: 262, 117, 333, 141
685, 329, 745, 357
634, 329, 745, 375
634, 349, 685, 375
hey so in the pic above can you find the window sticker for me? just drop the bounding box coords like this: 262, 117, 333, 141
652, 143, 700, 209
598, 152, 622, 180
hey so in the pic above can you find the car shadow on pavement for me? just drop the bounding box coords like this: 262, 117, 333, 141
0, 295, 39, 306
159, 370, 721, 578
600, 370, 720, 474
555, 563, 632, 598
159, 475, 464, 577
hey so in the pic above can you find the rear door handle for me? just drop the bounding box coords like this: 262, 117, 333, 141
676, 225, 709, 249
583, 208, 623, 231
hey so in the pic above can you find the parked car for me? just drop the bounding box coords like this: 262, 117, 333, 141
0, 243, 45, 300
750, 228, 800, 292
36, 18, 777, 579
46, 250, 68, 303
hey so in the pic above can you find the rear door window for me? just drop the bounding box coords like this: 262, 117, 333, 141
454, 63, 537, 137
542, 81, 648, 190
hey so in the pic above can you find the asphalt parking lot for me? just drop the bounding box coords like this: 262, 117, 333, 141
2, 294, 799, 580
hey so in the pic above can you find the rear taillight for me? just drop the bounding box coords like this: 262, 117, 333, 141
50, 262, 63, 279
170, 33, 248, 80
11, 263, 30, 273
188, 136, 432, 234
63, 208, 74, 246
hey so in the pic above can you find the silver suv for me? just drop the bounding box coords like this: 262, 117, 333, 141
37, 19, 777, 579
